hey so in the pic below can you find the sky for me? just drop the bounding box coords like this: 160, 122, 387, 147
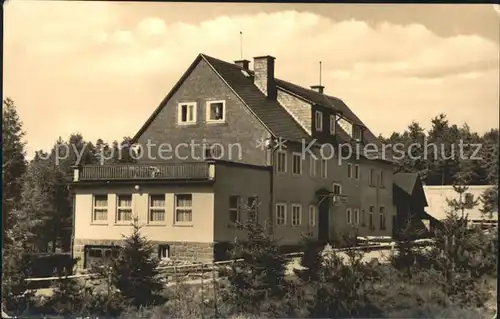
3, 1, 500, 158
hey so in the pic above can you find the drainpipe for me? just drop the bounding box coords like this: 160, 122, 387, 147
266, 137, 277, 235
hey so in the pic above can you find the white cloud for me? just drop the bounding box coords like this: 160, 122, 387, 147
3, 3, 499, 157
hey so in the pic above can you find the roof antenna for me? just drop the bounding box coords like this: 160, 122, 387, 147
240, 29, 243, 59
319, 61, 322, 86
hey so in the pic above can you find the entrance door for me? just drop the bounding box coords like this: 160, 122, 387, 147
318, 196, 330, 244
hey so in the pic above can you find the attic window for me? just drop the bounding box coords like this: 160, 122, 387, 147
206, 100, 225, 123
352, 124, 362, 141
178, 102, 197, 125
241, 69, 250, 77
315, 111, 323, 131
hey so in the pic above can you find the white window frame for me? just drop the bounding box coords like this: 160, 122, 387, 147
347, 163, 352, 179
276, 151, 287, 173
116, 194, 133, 222
346, 208, 352, 224
353, 208, 359, 225
205, 100, 226, 123
379, 206, 386, 230
332, 183, 342, 195
92, 194, 108, 223
229, 195, 241, 225
275, 203, 286, 226
174, 194, 193, 225
149, 194, 166, 223
355, 164, 360, 180
246, 197, 258, 224
321, 159, 328, 179
292, 152, 302, 175
315, 111, 323, 131
330, 114, 336, 135
177, 102, 197, 125
352, 124, 362, 141
291, 204, 302, 226
369, 169, 375, 186
369, 206, 375, 228
309, 156, 317, 177
309, 205, 316, 227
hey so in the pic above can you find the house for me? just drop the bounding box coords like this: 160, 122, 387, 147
71, 53, 397, 269
424, 185, 498, 229
392, 173, 437, 239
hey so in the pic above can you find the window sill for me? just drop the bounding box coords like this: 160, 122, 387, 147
176, 122, 198, 127
114, 222, 133, 226
91, 222, 109, 226
291, 172, 302, 177
206, 120, 227, 125
146, 222, 167, 227
173, 223, 194, 227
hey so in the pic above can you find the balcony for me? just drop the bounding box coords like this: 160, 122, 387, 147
73, 162, 215, 182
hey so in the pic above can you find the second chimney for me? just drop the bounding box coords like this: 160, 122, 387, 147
253, 55, 276, 99
310, 85, 325, 94
234, 59, 250, 69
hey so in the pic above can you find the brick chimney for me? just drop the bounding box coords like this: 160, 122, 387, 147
234, 59, 250, 69
311, 85, 325, 94
253, 55, 276, 99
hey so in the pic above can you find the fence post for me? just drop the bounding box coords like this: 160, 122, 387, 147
212, 260, 219, 318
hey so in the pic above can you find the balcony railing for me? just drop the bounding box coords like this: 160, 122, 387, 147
75, 162, 214, 181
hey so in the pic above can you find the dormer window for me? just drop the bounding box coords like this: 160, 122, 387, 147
352, 124, 362, 141
330, 115, 336, 135
315, 111, 323, 131
206, 100, 226, 123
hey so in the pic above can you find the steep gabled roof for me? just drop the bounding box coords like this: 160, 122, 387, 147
132, 53, 310, 143
394, 172, 419, 195
132, 53, 390, 163
201, 55, 310, 142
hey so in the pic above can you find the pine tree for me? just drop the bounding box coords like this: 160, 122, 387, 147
2, 98, 27, 230
109, 218, 164, 308
21, 151, 71, 252
294, 232, 323, 282
223, 220, 288, 315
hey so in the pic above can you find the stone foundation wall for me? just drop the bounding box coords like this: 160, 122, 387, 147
73, 239, 214, 269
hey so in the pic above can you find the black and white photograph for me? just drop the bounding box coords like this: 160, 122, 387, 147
2, 2, 499, 318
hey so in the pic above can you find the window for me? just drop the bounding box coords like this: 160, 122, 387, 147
369, 206, 375, 228
92, 195, 108, 222
309, 156, 317, 177
276, 151, 287, 173
361, 209, 366, 226
379, 171, 385, 187
178, 102, 197, 124
158, 245, 170, 260
275, 203, 286, 226
149, 195, 165, 222
229, 196, 240, 224
205, 145, 223, 159
321, 159, 328, 179
247, 197, 258, 223
330, 115, 336, 135
352, 124, 362, 141
332, 183, 342, 195
175, 194, 193, 224
291, 204, 302, 226
116, 195, 132, 222
379, 207, 386, 230
347, 163, 352, 179
315, 111, 323, 131
369, 169, 375, 186
206, 100, 225, 122
353, 208, 359, 225
292, 153, 302, 175
354, 164, 360, 180
346, 208, 352, 224
309, 205, 316, 227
